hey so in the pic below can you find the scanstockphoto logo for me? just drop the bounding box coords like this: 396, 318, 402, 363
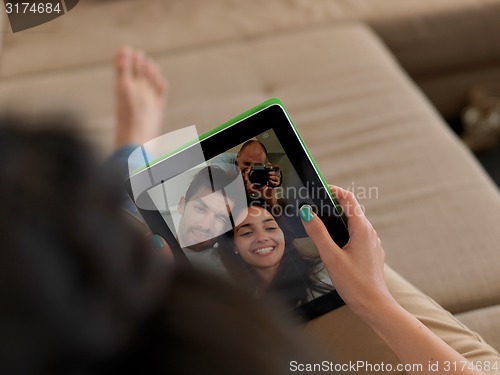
3, 0, 79, 33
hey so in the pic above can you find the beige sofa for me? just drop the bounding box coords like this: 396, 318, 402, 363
1, 0, 500, 352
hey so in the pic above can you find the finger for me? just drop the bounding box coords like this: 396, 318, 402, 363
328, 184, 366, 220
299, 205, 341, 257
328, 185, 374, 239
150, 234, 174, 261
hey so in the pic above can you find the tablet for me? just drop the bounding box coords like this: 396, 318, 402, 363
125, 98, 349, 321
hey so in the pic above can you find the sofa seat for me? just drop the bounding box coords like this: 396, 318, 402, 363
457, 306, 500, 352
2, 0, 500, 119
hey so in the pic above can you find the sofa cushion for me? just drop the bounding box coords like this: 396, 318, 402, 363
340, 0, 500, 78
3, 0, 500, 82
419, 67, 500, 119
456, 306, 500, 355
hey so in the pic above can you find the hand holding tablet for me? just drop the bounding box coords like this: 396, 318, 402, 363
300, 185, 391, 318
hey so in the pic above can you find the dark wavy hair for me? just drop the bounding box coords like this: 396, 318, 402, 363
226, 201, 334, 308
184, 165, 238, 203
0, 118, 322, 375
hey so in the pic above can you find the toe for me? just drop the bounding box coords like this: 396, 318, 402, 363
146, 59, 168, 95
132, 50, 147, 78
115, 46, 133, 75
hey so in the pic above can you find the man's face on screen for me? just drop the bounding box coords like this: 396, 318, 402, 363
236, 142, 266, 172
177, 187, 234, 251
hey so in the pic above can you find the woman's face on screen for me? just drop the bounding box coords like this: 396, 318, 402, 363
234, 205, 285, 279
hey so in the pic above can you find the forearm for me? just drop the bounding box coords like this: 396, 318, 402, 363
359, 298, 486, 375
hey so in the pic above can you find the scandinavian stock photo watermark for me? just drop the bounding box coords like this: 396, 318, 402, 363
248, 181, 379, 220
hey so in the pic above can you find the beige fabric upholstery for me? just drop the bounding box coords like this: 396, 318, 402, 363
344, 0, 500, 76
350, 0, 500, 118
2, 0, 500, 119
457, 306, 500, 354
420, 67, 500, 119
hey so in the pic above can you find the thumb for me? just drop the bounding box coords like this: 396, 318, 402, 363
299, 205, 341, 256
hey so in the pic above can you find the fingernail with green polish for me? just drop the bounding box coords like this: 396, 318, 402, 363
151, 234, 164, 249
299, 205, 314, 222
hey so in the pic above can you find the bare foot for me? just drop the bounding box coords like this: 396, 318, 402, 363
114, 46, 168, 149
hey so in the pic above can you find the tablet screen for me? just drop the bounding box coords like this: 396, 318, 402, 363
127, 101, 349, 320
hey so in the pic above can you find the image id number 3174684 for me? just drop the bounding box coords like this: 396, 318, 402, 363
5, 2, 62, 14
443, 361, 499, 372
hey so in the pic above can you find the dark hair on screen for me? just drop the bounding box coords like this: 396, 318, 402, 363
226, 200, 334, 308
184, 165, 238, 203
269, 241, 333, 308
0, 118, 323, 375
